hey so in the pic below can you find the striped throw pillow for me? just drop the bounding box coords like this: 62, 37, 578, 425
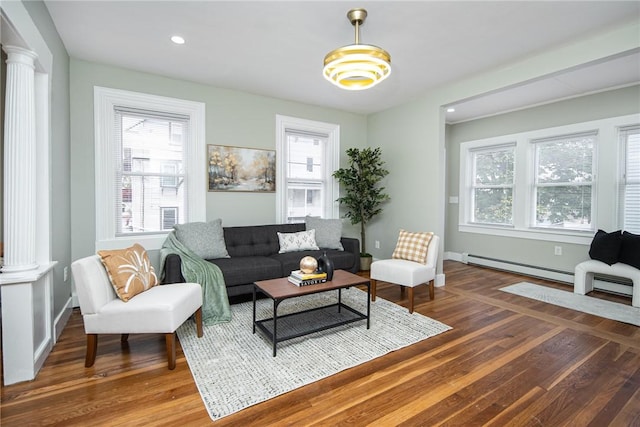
392, 230, 434, 264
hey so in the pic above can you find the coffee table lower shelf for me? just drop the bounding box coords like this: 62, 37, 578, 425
254, 300, 368, 356
252, 271, 371, 357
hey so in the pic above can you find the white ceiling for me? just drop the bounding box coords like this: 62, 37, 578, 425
44, 1, 640, 121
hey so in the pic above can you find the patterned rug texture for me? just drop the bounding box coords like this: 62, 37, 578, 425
177, 287, 452, 421
501, 282, 639, 326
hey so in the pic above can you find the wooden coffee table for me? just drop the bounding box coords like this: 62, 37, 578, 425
253, 269, 370, 356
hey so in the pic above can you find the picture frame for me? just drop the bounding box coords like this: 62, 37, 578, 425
207, 144, 276, 192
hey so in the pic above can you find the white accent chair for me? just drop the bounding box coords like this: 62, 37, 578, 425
370, 235, 440, 313
574, 259, 640, 308
71, 255, 203, 370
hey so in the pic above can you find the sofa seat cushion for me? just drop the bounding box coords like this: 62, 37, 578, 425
208, 256, 282, 287
271, 249, 355, 278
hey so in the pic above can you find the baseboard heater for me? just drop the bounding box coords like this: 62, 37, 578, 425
463, 253, 633, 297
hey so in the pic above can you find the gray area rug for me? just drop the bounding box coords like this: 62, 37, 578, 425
501, 282, 640, 326
177, 287, 452, 421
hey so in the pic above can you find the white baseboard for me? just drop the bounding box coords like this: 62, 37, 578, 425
446, 251, 633, 297
54, 297, 73, 342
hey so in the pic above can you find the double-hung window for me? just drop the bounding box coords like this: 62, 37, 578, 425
276, 115, 339, 223
468, 144, 515, 226
619, 125, 640, 233
95, 87, 205, 250
532, 132, 595, 231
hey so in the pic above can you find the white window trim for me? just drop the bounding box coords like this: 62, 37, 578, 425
459, 114, 640, 245
275, 115, 340, 222
94, 87, 205, 250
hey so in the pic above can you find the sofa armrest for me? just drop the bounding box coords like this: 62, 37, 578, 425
162, 253, 186, 284
340, 237, 361, 273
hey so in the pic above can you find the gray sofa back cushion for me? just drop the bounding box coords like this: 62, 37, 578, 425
223, 223, 305, 257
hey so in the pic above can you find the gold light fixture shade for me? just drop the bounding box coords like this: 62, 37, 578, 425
323, 9, 391, 91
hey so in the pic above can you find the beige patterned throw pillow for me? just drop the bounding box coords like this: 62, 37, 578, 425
98, 243, 158, 302
392, 230, 434, 264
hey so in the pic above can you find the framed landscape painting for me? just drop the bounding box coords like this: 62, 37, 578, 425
207, 144, 276, 192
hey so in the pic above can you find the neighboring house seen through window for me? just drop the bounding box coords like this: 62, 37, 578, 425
276, 115, 340, 223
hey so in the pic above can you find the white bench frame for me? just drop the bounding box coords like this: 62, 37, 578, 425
574, 260, 640, 308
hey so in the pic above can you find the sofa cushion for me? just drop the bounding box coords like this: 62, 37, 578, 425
588, 229, 622, 265
173, 219, 230, 259
224, 223, 305, 257
208, 256, 282, 287
277, 229, 319, 253
97, 243, 158, 302
619, 231, 640, 269
305, 216, 344, 250
392, 230, 434, 264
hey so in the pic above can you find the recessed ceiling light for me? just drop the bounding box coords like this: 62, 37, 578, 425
447, 107, 456, 113
171, 35, 185, 45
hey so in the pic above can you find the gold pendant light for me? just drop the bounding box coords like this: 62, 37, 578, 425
323, 8, 391, 91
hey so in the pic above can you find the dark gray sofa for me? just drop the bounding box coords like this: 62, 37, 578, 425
162, 223, 360, 298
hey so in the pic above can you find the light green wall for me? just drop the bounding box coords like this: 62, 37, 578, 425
363, 19, 639, 279
70, 59, 367, 263
23, 1, 72, 315
446, 85, 640, 273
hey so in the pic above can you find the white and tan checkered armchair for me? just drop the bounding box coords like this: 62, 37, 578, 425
370, 235, 439, 313
71, 255, 203, 370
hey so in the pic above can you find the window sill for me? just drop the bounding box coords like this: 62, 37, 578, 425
458, 224, 593, 245
96, 234, 169, 251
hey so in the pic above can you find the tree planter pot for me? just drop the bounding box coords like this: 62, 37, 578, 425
360, 255, 373, 271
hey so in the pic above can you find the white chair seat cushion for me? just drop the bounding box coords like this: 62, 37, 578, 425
370, 259, 435, 288
83, 283, 203, 334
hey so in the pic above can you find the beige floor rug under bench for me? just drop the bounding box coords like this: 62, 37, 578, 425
501, 282, 639, 327
177, 287, 452, 421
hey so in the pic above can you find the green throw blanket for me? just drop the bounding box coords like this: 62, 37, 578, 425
160, 232, 232, 325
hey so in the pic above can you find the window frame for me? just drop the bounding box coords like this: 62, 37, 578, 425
619, 124, 640, 233
94, 86, 205, 251
275, 115, 340, 222
459, 114, 639, 245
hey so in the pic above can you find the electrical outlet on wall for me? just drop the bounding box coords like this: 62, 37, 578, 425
375, 240, 380, 249
554, 246, 562, 256
63, 266, 69, 281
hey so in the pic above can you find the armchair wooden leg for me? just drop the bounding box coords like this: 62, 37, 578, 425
195, 307, 203, 338
429, 280, 435, 300
121, 334, 129, 342
165, 332, 176, 370
408, 287, 414, 314
371, 279, 377, 301
85, 334, 98, 367
400, 286, 406, 298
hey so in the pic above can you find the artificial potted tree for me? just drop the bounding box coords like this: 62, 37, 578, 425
333, 147, 390, 270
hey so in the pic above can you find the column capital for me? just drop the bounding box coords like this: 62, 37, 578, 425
3, 45, 37, 68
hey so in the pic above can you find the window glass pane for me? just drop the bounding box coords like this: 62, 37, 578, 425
536, 136, 593, 184
287, 134, 323, 180
117, 112, 186, 235
287, 184, 323, 223
536, 185, 592, 229
474, 149, 514, 185
473, 188, 513, 225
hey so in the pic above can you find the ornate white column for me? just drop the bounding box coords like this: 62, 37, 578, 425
3, 46, 38, 272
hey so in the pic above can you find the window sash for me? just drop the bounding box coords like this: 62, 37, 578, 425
532, 132, 595, 231
620, 125, 640, 233
469, 145, 515, 225
114, 110, 188, 236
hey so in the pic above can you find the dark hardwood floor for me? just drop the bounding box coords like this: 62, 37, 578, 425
2, 261, 639, 426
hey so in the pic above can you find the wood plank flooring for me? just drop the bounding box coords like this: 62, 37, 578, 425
2, 261, 639, 426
